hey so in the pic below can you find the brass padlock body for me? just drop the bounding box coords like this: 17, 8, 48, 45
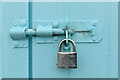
57, 39, 77, 69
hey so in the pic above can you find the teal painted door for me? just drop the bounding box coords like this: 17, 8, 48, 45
1, 2, 118, 79
32, 2, 118, 78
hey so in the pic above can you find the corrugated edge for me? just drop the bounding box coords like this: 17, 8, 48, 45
118, 1, 120, 80
0, 1, 2, 80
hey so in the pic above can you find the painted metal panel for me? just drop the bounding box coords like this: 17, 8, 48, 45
32, 2, 118, 78
0, 1, 118, 79
2, 2, 28, 78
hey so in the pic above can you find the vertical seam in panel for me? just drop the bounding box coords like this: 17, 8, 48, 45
28, 1, 33, 79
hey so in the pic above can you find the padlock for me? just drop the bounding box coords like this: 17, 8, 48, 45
57, 39, 77, 68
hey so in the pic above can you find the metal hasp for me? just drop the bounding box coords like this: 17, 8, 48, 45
57, 39, 77, 68
10, 19, 102, 44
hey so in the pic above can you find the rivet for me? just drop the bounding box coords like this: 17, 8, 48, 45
93, 23, 96, 27
13, 41, 19, 47
53, 36, 59, 41
52, 22, 59, 28
20, 20, 27, 27
14, 23, 17, 26
93, 37, 96, 41
21, 43, 25, 47
43, 22, 47, 26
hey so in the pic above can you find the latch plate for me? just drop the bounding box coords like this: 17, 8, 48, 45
11, 19, 28, 48
34, 20, 102, 43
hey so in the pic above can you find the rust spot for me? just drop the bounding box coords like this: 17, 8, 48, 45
75, 31, 90, 33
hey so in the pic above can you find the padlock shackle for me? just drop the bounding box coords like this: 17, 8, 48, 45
58, 39, 76, 52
